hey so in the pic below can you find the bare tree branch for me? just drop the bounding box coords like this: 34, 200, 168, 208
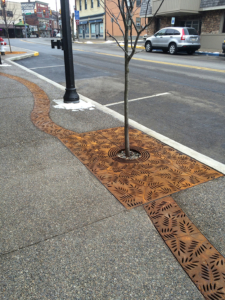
128, 0, 165, 61
100, 0, 125, 37
107, 31, 129, 54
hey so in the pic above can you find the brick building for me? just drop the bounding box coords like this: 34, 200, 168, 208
78, 0, 146, 40
22, 1, 59, 37
140, 0, 225, 50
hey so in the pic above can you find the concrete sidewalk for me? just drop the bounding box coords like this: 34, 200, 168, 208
0, 49, 225, 299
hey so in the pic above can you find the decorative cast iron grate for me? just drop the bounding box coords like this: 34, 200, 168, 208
145, 197, 225, 300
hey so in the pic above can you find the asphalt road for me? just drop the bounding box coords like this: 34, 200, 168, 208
10, 38, 225, 164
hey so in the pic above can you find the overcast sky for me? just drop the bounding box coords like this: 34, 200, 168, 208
8, 0, 76, 12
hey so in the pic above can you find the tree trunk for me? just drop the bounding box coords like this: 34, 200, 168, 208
124, 21, 130, 157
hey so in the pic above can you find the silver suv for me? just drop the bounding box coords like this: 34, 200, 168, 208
145, 27, 201, 55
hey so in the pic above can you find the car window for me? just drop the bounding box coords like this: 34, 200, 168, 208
187, 28, 198, 35
166, 29, 174, 35
173, 29, 180, 35
156, 29, 167, 36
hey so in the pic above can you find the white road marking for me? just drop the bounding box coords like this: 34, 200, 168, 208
8, 53, 225, 174
105, 93, 170, 107
30, 65, 64, 70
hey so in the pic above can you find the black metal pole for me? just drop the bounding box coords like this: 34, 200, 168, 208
60, 0, 79, 103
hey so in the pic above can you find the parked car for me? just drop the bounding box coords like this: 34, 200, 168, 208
56, 33, 62, 38
145, 27, 201, 55
222, 40, 225, 53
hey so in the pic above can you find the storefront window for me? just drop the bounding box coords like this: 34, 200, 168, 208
79, 26, 83, 34
100, 23, 104, 34
180, 20, 201, 35
86, 25, 89, 34
91, 23, 95, 34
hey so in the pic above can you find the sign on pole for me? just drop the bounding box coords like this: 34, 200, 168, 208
76, 20, 79, 25
75, 10, 79, 20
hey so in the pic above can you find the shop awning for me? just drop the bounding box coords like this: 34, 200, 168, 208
15, 21, 29, 26
79, 21, 88, 25
89, 19, 103, 23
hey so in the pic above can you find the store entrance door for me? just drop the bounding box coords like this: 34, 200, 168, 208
83, 25, 85, 39
96, 23, 100, 38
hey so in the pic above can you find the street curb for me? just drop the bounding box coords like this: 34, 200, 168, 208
6, 50, 225, 175
122, 44, 225, 56
196, 51, 225, 57
7, 51, 39, 61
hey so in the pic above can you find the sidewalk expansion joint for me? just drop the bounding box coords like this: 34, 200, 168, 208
1, 72, 224, 300
0, 211, 125, 257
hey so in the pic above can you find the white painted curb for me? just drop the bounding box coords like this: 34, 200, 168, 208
6, 50, 225, 175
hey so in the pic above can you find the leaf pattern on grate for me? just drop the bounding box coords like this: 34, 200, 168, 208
144, 197, 225, 300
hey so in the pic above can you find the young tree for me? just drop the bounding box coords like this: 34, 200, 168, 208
101, 0, 165, 157
1, 1, 20, 52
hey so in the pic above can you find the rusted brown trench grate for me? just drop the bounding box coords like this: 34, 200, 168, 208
1, 72, 225, 300
0, 73, 223, 211
145, 197, 225, 300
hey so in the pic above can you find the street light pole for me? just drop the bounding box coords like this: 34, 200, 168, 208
60, 0, 79, 103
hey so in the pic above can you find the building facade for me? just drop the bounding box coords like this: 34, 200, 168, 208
78, 0, 105, 39
22, 1, 59, 38
0, 1, 23, 38
77, 0, 146, 40
140, 0, 225, 50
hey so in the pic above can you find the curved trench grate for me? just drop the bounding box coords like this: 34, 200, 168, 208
1, 72, 225, 300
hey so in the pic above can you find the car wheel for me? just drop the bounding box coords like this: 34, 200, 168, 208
145, 41, 152, 52
169, 43, 177, 55
187, 50, 195, 55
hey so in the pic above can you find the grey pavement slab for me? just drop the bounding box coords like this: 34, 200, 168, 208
0, 90, 48, 148
173, 176, 225, 257
0, 137, 125, 254
0, 209, 204, 300
0, 76, 32, 99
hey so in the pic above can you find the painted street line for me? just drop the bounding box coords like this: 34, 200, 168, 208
105, 92, 170, 107
30, 65, 64, 70
95, 52, 225, 73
